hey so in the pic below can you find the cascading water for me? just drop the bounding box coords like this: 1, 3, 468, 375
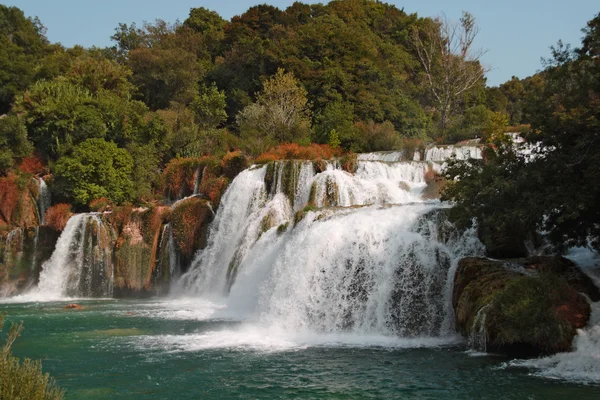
177, 154, 485, 339
37, 177, 51, 224
36, 213, 115, 298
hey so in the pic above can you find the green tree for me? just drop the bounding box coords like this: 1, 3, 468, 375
0, 114, 33, 174
237, 68, 311, 147
190, 83, 227, 128
53, 138, 134, 206
444, 13, 600, 253
0, 5, 49, 113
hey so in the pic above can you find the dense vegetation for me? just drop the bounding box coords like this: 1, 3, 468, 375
1, 0, 499, 211
1, 1, 598, 258
443, 13, 600, 254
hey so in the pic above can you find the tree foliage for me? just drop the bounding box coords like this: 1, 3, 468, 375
444, 13, 600, 253
237, 68, 311, 150
53, 138, 134, 206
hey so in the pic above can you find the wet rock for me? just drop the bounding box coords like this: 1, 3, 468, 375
454, 256, 595, 357
64, 303, 85, 310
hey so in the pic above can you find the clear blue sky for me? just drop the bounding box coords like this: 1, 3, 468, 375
4, 0, 599, 86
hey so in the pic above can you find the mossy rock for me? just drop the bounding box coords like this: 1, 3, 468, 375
221, 151, 248, 180
454, 257, 593, 357
170, 198, 214, 267
0, 226, 60, 294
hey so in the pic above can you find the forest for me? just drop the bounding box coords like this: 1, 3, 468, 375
0, 0, 598, 255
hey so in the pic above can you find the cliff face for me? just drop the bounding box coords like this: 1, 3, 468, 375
0, 174, 42, 230
0, 226, 60, 296
453, 256, 599, 356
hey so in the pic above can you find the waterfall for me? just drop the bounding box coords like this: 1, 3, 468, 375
177, 153, 484, 338
37, 177, 51, 224
37, 213, 114, 298
425, 145, 482, 162
3, 228, 24, 269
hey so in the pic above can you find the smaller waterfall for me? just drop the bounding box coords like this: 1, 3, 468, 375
3, 228, 24, 269
37, 177, 51, 224
37, 213, 114, 298
425, 145, 482, 162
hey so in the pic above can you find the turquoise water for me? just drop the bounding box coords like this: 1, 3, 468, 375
1, 299, 599, 400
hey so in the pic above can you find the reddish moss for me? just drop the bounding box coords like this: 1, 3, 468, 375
90, 197, 112, 212
0, 174, 21, 224
109, 205, 133, 232
256, 143, 342, 163
221, 151, 248, 180
340, 152, 358, 174
45, 204, 73, 231
17, 155, 45, 175
163, 156, 220, 199
200, 176, 229, 207
170, 198, 214, 260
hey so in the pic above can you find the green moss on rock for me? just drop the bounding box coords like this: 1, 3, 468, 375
454, 256, 594, 356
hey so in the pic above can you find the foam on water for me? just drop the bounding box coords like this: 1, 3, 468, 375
134, 324, 463, 353
503, 302, 600, 385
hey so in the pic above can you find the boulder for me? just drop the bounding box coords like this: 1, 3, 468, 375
454, 256, 596, 357
64, 303, 85, 310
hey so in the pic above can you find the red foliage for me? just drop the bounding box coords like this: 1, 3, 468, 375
255, 143, 342, 163
17, 156, 45, 175
0, 174, 20, 224
201, 176, 229, 207
110, 205, 133, 231
171, 198, 213, 258
163, 156, 219, 198
90, 197, 112, 212
221, 151, 248, 179
45, 204, 73, 231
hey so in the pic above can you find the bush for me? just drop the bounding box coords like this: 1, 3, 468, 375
44, 204, 72, 231
0, 314, 64, 399
52, 138, 134, 206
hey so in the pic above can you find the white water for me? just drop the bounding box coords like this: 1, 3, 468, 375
176, 156, 484, 348
37, 177, 51, 224
33, 213, 114, 300
425, 145, 482, 162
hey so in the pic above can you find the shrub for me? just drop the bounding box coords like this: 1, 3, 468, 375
0, 314, 64, 399
44, 204, 73, 231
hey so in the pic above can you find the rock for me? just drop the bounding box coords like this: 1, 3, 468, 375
454, 256, 594, 357
64, 303, 85, 310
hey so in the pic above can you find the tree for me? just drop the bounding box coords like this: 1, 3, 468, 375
0, 5, 49, 113
0, 114, 33, 174
190, 83, 227, 128
53, 138, 134, 206
444, 13, 600, 254
412, 12, 489, 135
237, 68, 311, 147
